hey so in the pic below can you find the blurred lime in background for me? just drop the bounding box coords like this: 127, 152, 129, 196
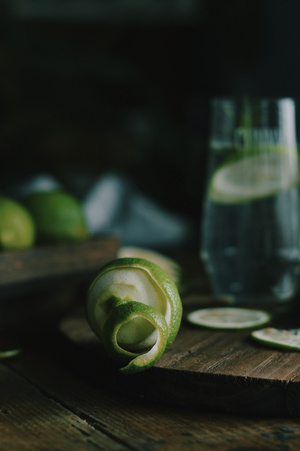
0, 195, 36, 250
22, 190, 90, 244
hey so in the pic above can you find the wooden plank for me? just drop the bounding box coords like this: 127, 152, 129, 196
156, 326, 300, 380
0, 362, 127, 450
56, 294, 300, 417
0, 236, 119, 296
0, 235, 119, 329
5, 346, 300, 450
3, 249, 300, 449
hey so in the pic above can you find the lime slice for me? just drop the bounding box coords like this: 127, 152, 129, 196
252, 328, 300, 351
117, 246, 183, 290
209, 153, 299, 204
186, 307, 271, 330
87, 257, 182, 374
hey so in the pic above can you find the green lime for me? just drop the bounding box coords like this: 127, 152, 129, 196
87, 257, 182, 374
117, 246, 183, 291
208, 153, 299, 204
252, 327, 300, 351
0, 195, 35, 250
22, 190, 90, 244
186, 307, 271, 330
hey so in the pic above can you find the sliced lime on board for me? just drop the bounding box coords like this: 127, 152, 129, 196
252, 328, 300, 351
208, 153, 299, 204
87, 257, 182, 374
186, 307, 271, 330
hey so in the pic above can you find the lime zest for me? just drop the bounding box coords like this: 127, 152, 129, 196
103, 300, 168, 374
117, 246, 183, 291
251, 327, 300, 351
87, 257, 182, 374
186, 307, 271, 330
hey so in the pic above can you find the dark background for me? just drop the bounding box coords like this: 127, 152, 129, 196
0, 0, 299, 236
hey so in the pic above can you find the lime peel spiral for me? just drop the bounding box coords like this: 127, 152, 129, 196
86, 257, 183, 374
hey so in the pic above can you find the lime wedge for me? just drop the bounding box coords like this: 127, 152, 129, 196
209, 153, 299, 204
87, 257, 182, 374
186, 307, 271, 330
252, 328, 300, 351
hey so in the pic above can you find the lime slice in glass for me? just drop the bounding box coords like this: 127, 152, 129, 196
252, 327, 300, 351
186, 307, 271, 330
87, 257, 182, 374
209, 153, 299, 204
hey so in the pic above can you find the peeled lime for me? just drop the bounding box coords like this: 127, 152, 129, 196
86, 257, 182, 374
22, 190, 90, 244
186, 307, 271, 330
117, 246, 183, 290
209, 153, 299, 204
0, 195, 35, 250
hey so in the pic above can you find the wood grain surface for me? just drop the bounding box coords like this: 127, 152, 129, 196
2, 250, 300, 450
5, 344, 300, 451
58, 292, 300, 417
0, 235, 119, 330
0, 235, 119, 298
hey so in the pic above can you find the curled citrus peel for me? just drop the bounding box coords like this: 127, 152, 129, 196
87, 257, 182, 374
117, 246, 183, 291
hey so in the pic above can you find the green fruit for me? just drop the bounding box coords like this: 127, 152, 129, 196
252, 327, 300, 351
0, 196, 35, 250
117, 246, 183, 291
87, 257, 183, 374
209, 153, 299, 204
186, 307, 271, 330
22, 190, 90, 244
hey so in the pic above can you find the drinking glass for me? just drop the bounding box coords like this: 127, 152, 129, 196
200, 97, 300, 305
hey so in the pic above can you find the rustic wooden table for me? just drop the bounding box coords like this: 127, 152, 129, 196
1, 249, 300, 450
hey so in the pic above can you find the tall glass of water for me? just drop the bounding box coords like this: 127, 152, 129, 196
200, 98, 300, 305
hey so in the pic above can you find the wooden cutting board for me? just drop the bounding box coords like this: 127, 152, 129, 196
0, 236, 119, 298
59, 293, 300, 418
0, 236, 119, 328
